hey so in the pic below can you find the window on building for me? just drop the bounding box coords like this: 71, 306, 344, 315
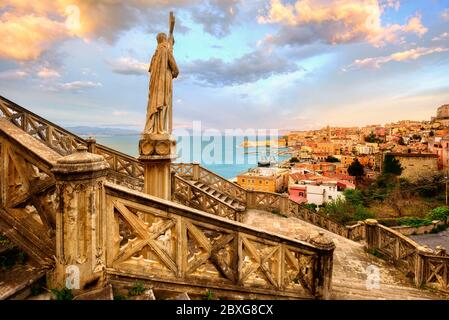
242, 178, 245, 182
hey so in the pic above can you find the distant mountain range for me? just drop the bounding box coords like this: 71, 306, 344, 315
66, 126, 140, 136
65, 126, 294, 137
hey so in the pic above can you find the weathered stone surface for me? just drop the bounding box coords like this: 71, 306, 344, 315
128, 289, 156, 300
0, 263, 44, 300
169, 292, 190, 300
52, 145, 110, 179
27, 292, 52, 300
74, 284, 114, 300
410, 229, 449, 251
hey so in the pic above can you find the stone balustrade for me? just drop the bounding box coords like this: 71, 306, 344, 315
365, 219, 449, 292
172, 175, 244, 222
103, 182, 335, 299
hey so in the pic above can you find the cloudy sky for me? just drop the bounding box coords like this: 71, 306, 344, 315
1, 0, 448, 131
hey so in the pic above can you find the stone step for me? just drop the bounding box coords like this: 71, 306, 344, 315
0, 263, 45, 300
193, 182, 204, 188
186, 179, 246, 211
331, 279, 443, 300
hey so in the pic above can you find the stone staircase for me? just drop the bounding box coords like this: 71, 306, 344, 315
331, 279, 442, 300
188, 180, 245, 210
0, 236, 46, 300
243, 209, 448, 300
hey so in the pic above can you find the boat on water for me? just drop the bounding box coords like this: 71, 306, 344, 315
257, 155, 277, 167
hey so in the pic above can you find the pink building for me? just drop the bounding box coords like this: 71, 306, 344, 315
288, 185, 307, 204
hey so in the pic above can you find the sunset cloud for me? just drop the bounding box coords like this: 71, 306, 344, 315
46, 80, 103, 93
109, 57, 148, 76
0, 12, 68, 61
0, 69, 29, 80
258, 0, 427, 47
345, 47, 449, 70
183, 49, 300, 86
0, 0, 240, 62
37, 67, 60, 79
432, 32, 449, 42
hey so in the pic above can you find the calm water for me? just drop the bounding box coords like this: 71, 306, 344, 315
92, 135, 289, 179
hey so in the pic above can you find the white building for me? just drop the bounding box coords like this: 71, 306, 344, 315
305, 183, 344, 206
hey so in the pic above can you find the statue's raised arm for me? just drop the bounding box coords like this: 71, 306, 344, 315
169, 11, 175, 49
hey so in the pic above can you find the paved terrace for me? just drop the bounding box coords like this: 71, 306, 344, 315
410, 229, 449, 251
243, 209, 448, 300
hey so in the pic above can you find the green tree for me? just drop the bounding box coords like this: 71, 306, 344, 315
325, 155, 340, 163
382, 155, 403, 176
343, 189, 364, 207
348, 159, 365, 182
289, 156, 299, 163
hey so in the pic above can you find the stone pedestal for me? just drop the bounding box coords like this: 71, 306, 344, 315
365, 219, 379, 250
414, 245, 433, 287
309, 231, 335, 300
138, 133, 177, 200
49, 145, 109, 293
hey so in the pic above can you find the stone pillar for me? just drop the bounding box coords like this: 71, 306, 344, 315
86, 137, 96, 153
365, 219, 379, 250
279, 193, 290, 215
192, 163, 200, 181
414, 245, 433, 288
49, 145, 109, 293
309, 231, 336, 300
138, 133, 177, 200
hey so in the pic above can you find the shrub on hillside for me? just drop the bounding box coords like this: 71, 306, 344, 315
428, 206, 449, 222
397, 216, 432, 227
343, 189, 364, 207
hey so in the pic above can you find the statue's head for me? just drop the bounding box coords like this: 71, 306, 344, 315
156, 33, 167, 44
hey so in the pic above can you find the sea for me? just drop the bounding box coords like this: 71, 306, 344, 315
92, 135, 290, 179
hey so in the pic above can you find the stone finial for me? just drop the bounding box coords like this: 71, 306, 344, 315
309, 231, 335, 250
52, 144, 109, 179
417, 245, 434, 255
365, 219, 378, 225
435, 245, 447, 256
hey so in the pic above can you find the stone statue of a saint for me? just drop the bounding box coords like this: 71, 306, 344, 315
144, 12, 179, 135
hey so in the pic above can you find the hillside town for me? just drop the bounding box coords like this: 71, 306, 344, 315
236, 104, 449, 220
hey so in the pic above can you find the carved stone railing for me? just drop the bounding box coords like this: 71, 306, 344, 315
88, 142, 144, 190
0, 117, 59, 266
197, 165, 247, 204
0, 96, 83, 156
0, 96, 144, 189
365, 219, 449, 293
246, 190, 288, 213
171, 163, 247, 205
170, 162, 195, 179
104, 182, 335, 299
172, 175, 243, 222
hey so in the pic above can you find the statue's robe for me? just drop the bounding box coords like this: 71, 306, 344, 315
144, 41, 179, 134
